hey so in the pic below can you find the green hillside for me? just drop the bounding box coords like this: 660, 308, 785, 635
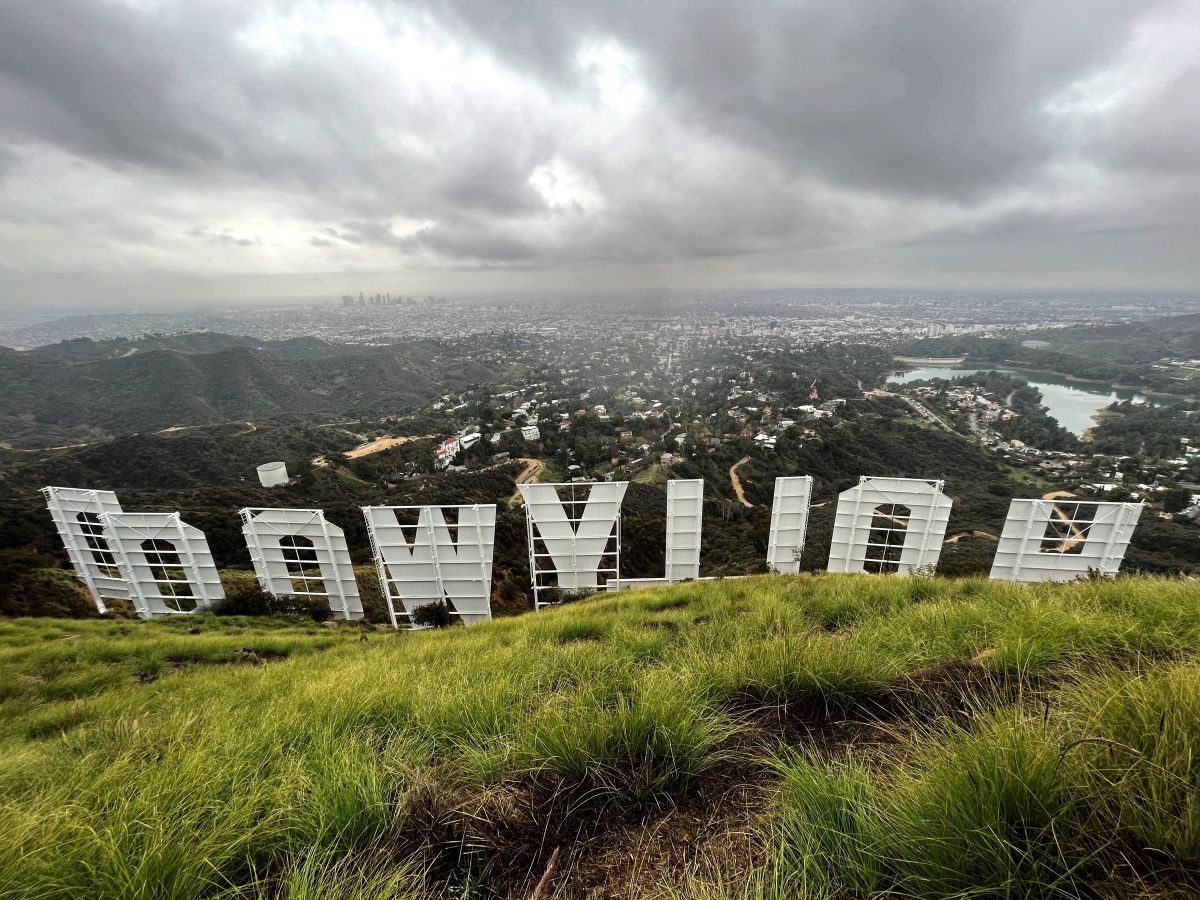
2, 574, 1198, 898
896, 313, 1200, 394
0, 335, 507, 448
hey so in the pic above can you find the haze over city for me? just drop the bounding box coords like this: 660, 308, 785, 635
1, 0, 1199, 309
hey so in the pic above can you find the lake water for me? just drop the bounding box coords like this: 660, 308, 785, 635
887, 366, 1148, 436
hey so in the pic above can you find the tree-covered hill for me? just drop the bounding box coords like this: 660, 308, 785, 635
0, 335, 507, 448
896, 312, 1200, 394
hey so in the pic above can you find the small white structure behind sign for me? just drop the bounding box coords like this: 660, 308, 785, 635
240, 508, 362, 620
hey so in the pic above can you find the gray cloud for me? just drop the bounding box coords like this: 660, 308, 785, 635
0, 0, 1197, 306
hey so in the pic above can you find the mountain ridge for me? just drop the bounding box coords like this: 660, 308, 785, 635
0, 334, 505, 448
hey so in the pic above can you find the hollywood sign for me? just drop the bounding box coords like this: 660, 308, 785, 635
43, 477, 1144, 623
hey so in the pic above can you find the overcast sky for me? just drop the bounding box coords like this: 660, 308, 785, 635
1, 0, 1198, 308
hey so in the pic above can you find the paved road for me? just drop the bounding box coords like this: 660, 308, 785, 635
899, 393, 962, 437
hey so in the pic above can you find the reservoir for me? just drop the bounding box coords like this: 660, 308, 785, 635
887, 366, 1149, 437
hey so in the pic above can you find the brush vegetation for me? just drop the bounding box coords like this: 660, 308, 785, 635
1, 574, 1199, 898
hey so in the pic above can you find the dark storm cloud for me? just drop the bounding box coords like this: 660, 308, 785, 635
0, 0, 1197, 303
432, 0, 1149, 198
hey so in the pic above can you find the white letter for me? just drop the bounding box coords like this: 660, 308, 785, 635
101, 512, 224, 618
767, 476, 813, 573
520, 481, 627, 607
665, 479, 704, 582
42, 486, 130, 614
827, 477, 951, 574
363, 504, 496, 627
240, 508, 362, 620
989, 498, 1143, 582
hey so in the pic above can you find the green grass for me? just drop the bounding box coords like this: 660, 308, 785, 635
0, 574, 1198, 898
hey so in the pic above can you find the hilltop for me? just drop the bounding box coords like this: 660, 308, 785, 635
897, 313, 1200, 394
0, 333, 507, 448
2, 573, 1198, 898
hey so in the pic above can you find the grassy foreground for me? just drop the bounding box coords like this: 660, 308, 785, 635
1, 574, 1199, 899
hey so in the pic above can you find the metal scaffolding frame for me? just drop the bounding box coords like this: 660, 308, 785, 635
990, 498, 1143, 582
827, 476, 952, 575
240, 508, 362, 620
520, 481, 627, 610
42, 486, 130, 613
100, 511, 224, 618
766, 476, 814, 573
664, 478, 704, 582
363, 504, 496, 628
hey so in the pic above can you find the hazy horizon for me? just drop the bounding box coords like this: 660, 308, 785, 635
2, 1, 1199, 309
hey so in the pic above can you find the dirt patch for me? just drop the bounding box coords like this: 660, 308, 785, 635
725, 660, 1020, 763
345, 434, 431, 459
883, 659, 1016, 717
404, 761, 775, 900
508, 458, 546, 504
395, 661, 1074, 898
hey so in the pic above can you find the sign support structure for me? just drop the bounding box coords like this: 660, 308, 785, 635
766, 476, 814, 573
989, 498, 1143, 582
363, 504, 496, 628
664, 478, 704, 582
827, 476, 952, 575
100, 511, 224, 618
520, 481, 626, 610
42, 486, 130, 613
240, 508, 362, 620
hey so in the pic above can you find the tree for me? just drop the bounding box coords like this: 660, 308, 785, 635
1161, 487, 1193, 514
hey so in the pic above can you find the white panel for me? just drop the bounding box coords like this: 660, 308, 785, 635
607, 575, 737, 592
42, 486, 131, 614
989, 499, 1144, 583
362, 504, 496, 627
520, 481, 627, 608
607, 577, 671, 592
101, 512, 224, 618
665, 479, 704, 582
766, 476, 813, 574
827, 476, 952, 575
240, 508, 362, 620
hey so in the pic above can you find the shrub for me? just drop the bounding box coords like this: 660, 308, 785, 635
410, 600, 452, 628
215, 581, 331, 621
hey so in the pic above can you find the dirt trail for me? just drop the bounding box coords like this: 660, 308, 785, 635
508, 458, 545, 504
1041, 490, 1086, 552
1042, 490, 1077, 501
944, 530, 999, 544
729, 456, 753, 508
313, 433, 432, 468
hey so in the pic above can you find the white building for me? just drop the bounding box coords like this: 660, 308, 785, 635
257, 462, 289, 487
